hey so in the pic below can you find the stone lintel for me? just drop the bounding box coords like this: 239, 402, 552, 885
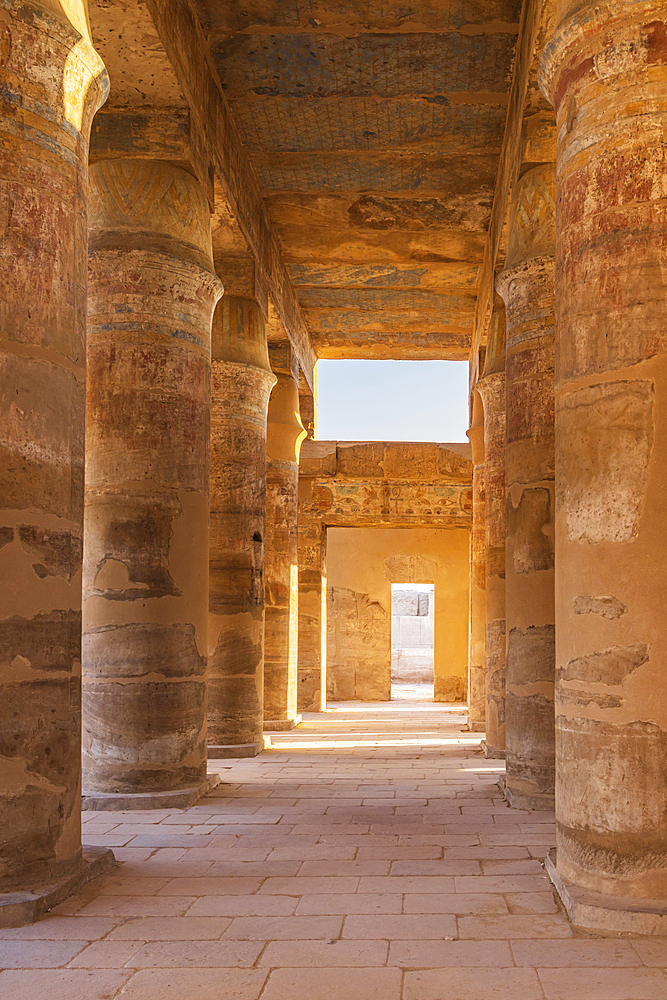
546, 850, 667, 934
0, 848, 116, 929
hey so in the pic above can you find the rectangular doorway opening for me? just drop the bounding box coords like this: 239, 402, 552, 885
391, 583, 434, 702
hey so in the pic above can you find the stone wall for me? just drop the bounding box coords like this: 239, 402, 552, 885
326, 528, 469, 702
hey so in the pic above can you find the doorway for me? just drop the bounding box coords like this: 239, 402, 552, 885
391, 583, 435, 701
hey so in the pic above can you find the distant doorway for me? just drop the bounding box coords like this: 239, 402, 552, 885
391, 583, 435, 701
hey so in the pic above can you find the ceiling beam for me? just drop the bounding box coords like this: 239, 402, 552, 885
145, 0, 317, 388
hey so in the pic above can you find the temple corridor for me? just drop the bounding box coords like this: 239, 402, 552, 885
1, 702, 665, 998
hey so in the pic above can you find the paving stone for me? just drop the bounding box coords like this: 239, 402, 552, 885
118, 968, 269, 998
403, 967, 544, 999
538, 966, 667, 999
342, 913, 457, 939
389, 939, 514, 967
107, 917, 231, 940
130, 941, 264, 967
512, 939, 645, 967
223, 915, 343, 939
0, 969, 133, 1000
458, 915, 573, 939
402, 892, 510, 914
185, 895, 298, 917
260, 966, 401, 1000
631, 938, 667, 966
0, 940, 88, 968
295, 894, 403, 915
0, 917, 116, 940
259, 940, 389, 967
68, 941, 147, 968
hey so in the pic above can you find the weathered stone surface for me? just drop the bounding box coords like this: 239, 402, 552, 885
83, 159, 222, 800
541, 0, 667, 907
0, 0, 107, 894
477, 366, 506, 756
208, 295, 276, 751
264, 352, 307, 724
497, 162, 556, 809
327, 587, 390, 702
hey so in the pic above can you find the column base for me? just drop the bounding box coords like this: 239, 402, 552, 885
545, 849, 667, 934
264, 716, 302, 732
481, 740, 506, 759
82, 773, 222, 811
468, 720, 486, 732
498, 774, 554, 811
208, 736, 272, 759
0, 846, 116, 929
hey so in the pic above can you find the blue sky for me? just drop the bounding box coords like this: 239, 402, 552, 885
315, 360, 469, 442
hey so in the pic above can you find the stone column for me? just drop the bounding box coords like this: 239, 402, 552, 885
297, 520, 327, 712
539, 0, 667, 929
496, 163, 556, 810
264, 346, 307, 730
208, 290, 276, 757
466, 412, 486, 732
476, 304, 507, 758
82, 160, 222, 808
0, 0, 112, 913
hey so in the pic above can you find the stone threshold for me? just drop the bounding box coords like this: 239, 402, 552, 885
208, 736, 272, 759
0, 846, 116, 929
264, 715, 302, 732
82, 773, 221, 811
546, 848, 667, 934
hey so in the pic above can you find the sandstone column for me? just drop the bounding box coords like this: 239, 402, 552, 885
264, 346, 307, 730
466, 399, 486, 732
496, 163, 556, 810
539, 0, 667, 929
297, 521, 327, 712
208, 287, 276, 757
476, 304, 507, 758
82, 159, 223, 808
0, 0, 111, 910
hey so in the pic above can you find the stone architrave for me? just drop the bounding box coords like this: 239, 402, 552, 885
496, 162, 556, 810
466, 418, 486, 732
0, 0, 114, 918
476, 305, 507, 759
539, 0, 667, 930
264, 347, 307, 730
208, 293, 276, 757
82, 159, 223, 809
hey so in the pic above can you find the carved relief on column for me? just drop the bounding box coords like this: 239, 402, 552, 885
0, 0, 110, 905
496, 161, 556, 810
476, 302, 507, 759
83, 159, 223, 808
466, 393, 486, 733
539, 0, 667, 929
264, 346, 307, 729
208, 290, 276, 757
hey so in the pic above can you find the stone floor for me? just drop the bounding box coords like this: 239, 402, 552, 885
391, 681, 434, 701
2, 702, 666, 999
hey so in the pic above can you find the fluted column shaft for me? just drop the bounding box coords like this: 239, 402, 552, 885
208, 296, 276, 757
540, 0, 667, 913
466, 423, 486, 733
264, 358, 306, 727
496, 163, 556, 810
477, 359, 506, 757
0, 0, 107, 891
82, 160, 222, 807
